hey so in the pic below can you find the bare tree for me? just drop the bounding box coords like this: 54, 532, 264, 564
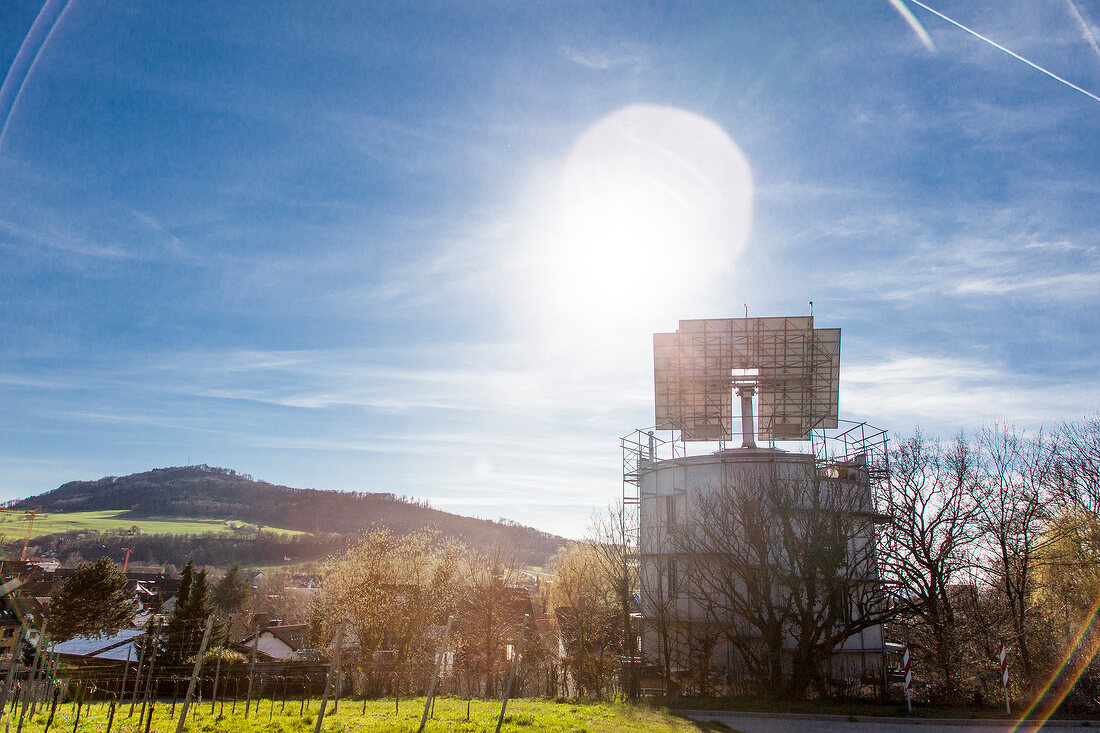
972, 423, 1058, 690
1055, 414, 1100, 514
454, 545, 526, 697
587, 501, 639, 698
877, 430, 979, 696
253, 571, 314, 626
321, 527, 463, 667
547, 541, 619, 698
673, 457, 890, 697
637, 529, 682, 695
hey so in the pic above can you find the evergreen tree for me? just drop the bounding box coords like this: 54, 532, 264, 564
165, 558, 213, 663
48, 557, 139, 641
212, 563, 252, 616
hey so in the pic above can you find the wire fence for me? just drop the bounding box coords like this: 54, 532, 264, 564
0, 622, 610, 732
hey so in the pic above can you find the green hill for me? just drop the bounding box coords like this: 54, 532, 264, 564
12, 465, 566, 566
0, 509, 303, 540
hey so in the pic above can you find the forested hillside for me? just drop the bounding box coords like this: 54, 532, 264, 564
15, 465, 565, 565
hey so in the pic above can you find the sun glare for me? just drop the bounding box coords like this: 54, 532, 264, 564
521, 105, 753, 335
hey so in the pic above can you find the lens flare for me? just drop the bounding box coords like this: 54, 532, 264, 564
1009, 593, 1100, 730
520, 104, 753, 336
0, 0, 75, 153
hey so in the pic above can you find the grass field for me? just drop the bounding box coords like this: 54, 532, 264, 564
7, 697, 726, 732
0, 510, 305, 540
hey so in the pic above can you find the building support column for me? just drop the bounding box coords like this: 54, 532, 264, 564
736, 385, 756, 448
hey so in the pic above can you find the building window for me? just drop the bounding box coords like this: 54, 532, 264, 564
831, 584, 853, 624
744, 569, 764, 613
2, 628, 12, 638
663, 494, 676, 530
666, 557, 678, 597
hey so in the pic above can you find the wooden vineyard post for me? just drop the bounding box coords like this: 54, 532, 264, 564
496, 615, 529, 733
332, 665, 341, 714
18, 619, 48, 730
0, 625, 24, 717
105, 694, 117, 733
175, 615, 215, 733
130, 627, 149, 717
418, 616, 453, 733
41, 687, 57, 733
211, 633, 226, 715
139, 631, 158, 725
245, 625, 259, 718
314, 622, 346, 733
119, 645, 131, 713
143, 696, 155, 733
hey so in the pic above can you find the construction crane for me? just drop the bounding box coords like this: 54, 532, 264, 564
0, 506, 42, 561
122, 546, 134, 573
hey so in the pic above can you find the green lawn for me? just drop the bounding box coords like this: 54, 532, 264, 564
0, 510, 305, 540
9, 697, 726, 732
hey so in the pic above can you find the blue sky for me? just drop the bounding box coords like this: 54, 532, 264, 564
1, 1, 1099, 538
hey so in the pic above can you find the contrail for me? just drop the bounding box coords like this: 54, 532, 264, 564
1065, 0, 1100, 64
888, 0, 936, 53
0, 0, 74, 154
903, 0, 1100, 105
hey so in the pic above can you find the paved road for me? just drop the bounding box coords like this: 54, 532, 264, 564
678, 710, 1097, 732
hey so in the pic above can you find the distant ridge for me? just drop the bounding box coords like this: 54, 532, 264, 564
16, 465, 566, 565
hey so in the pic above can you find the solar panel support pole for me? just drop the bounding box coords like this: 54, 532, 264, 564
737, 385, 756, 448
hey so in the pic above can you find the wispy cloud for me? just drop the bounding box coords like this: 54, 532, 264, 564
157, 347, 536, 412
560, 43, 647, 71
952, 270, 1100, 297
0, 373, 71, 390
1065, 0, 1100, 64
843, 354, 1100, 430
61, 410, 230, 435
0, 217, 132, 260
780, 197, 1100, 306
352, 219, 514, 311
148, 344, 653, 419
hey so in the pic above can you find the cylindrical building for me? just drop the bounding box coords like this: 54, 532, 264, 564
635, 442, 886, 694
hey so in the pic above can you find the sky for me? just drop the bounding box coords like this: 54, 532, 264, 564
1, 1, 1099, 538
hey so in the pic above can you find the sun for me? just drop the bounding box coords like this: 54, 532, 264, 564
521, 105, 754, 335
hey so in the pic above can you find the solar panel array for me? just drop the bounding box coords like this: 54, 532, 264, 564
653, 316, 840, 442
